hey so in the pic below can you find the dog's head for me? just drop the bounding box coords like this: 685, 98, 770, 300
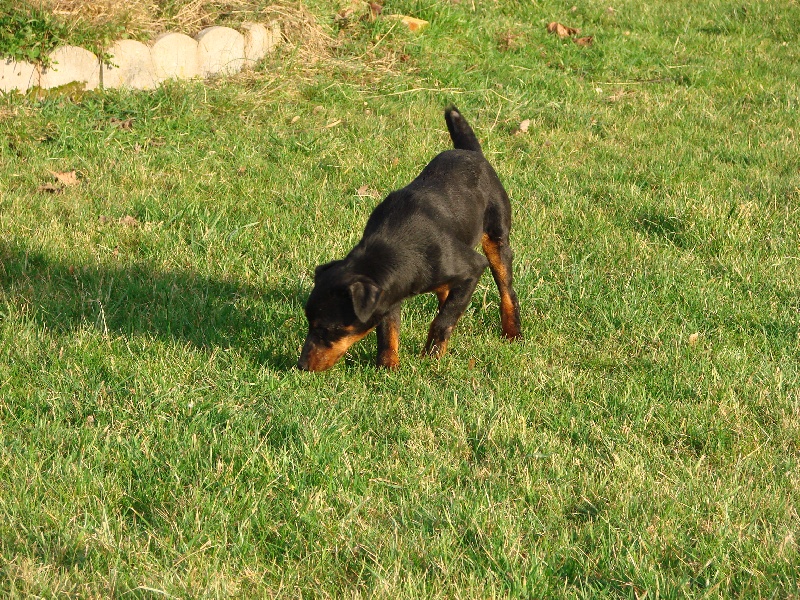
297, 260, 384, 371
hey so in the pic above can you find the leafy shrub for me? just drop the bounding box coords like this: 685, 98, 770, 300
0, 3, 70, 66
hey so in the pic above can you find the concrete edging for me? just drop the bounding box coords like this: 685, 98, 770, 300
0, 20, 281, 94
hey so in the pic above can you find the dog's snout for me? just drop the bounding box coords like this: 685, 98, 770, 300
297, 335, 315, 371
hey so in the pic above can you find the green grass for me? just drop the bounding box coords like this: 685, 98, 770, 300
0, 1, 127, 64
1, 0, 799, 597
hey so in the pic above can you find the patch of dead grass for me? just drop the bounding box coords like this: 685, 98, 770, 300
25, 0, 400, 88
31, 0, 327, 41
41, 0, 158, 34
262, 1, 334, 63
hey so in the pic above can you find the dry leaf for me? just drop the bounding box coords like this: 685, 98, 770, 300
335, 7, 354, 25
37, 183, 62, 194
547, 22, 579, 38
99, 215, 113, 224
110, 117, 133, 129
324, 119, 342, 128
120, 215, 139, 227
607, 89, 632, 102
356, 184, 379, 198
290, 115, 300, 124
688, 332, 700, 347
369, 2, 383, 17
515, 119, 531, 135
498, 30, 524, 52
51, 170, 79, 186
387, 14, 429, 32
574, 36, 594, 46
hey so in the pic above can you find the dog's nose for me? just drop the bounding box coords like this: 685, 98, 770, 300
297, 336, 313, 370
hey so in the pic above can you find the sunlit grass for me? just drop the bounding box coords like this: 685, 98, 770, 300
1, 1, 799, 597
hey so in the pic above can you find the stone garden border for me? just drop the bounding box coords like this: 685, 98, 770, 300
1, 21, 281, 94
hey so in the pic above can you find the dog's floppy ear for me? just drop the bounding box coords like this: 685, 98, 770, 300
314, 260, 341, 280
349, 279, 383, 323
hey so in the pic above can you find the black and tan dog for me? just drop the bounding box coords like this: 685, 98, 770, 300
298, 106, 521, 371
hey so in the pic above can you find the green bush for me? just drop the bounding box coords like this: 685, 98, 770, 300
0, 3, 70, 66
0, 1, 125, 65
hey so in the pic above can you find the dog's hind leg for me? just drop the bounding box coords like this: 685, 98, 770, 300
481, 231, 521, 340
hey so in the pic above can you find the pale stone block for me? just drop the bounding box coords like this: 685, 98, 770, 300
196, 26, 246, 78
241, 22, 269, 67
103, 39, 158, 90
241, 22, 280, 67
40, 46, 100, 90
0, 58, 37, 93
269, 21, 282, 48
151, 32, 199, 81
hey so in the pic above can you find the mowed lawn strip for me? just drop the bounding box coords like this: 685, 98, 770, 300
1, 0, 798, 597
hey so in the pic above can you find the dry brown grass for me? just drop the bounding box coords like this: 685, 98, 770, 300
29, 0, 335, 63
261, 1, 334, 63
152, 0, 270, 35
14, 0, 339, 69
22, 0, 400, 82
37, 0, 158, 34
29, 0, 324, 40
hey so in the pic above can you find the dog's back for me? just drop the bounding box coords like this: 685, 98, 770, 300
361, 107, 498, 242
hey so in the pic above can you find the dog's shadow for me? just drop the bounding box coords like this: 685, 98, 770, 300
0, 242, 305, 370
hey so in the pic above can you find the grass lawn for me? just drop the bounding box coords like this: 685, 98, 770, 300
1, 0, 799, 596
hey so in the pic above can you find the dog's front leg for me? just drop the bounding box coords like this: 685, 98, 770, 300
423, 255, 487, 358
376, 303, 401, 369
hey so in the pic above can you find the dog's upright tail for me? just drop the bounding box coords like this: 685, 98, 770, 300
444, 105, 482, 154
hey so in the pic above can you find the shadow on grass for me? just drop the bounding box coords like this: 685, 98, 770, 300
633, 210, 689, 248
0, 241, 305, 371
